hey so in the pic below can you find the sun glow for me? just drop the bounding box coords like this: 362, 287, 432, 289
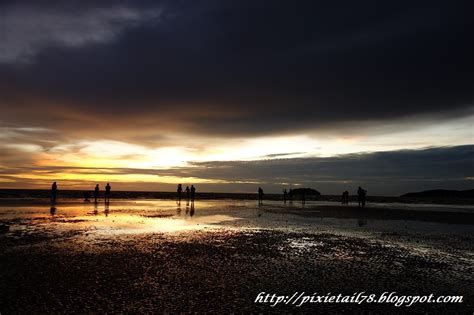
2, 114, 472, 190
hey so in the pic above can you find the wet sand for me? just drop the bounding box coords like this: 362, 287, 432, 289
1, 199, 473, 313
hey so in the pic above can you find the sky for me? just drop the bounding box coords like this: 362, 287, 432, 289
0, 0, 473, 195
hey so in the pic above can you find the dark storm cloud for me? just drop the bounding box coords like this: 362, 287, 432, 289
0, 0, 473, 137
179, 145, 474, 195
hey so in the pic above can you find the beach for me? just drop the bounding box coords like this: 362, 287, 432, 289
1, 199, 473, 313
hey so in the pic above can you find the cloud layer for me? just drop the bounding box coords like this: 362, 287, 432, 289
1, 145, 472, 195
0, 0, 472, 140
0, 1, 472, 194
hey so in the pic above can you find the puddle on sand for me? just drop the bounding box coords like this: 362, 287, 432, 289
0, 200, 243, 236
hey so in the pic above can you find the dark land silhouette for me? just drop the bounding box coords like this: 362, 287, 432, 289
401, 189, 474, 199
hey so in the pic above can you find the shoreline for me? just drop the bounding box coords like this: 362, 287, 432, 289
1, 188, 473, 205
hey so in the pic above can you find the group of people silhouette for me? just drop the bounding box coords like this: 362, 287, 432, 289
51, 182, 112, 204
176, 184, 196, 205
341, 187, 367, 208
285, 187, 368, 207
282, 189, 295, 204
51, 181, 368, 208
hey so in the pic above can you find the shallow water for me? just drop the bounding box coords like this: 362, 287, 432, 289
1, 199, 473, 238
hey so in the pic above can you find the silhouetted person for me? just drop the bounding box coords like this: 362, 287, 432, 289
289, 189, 293, 204
51, 182, 57, 202
177, 184, 183, 204
258, 187, 264, 205
105, 183, 111, 203
94, 184, 99, 203
357, 186, 367, 208
185, 186, 190, 203
342, 191, 349, 205
190, 185, 196, 202
283, 189, 288, 204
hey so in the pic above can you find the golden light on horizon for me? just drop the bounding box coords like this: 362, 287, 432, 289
2, 115, 473, 192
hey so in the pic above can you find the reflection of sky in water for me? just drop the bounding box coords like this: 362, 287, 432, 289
0, 199, 473, 237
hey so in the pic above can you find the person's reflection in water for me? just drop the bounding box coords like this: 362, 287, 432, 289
177, 205, 181, 215
190, 202, 195, 217
93, 202, 99, 215
50, 198, 56, 216
104, 203, 109, 217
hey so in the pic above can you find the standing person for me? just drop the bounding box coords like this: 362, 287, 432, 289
51, 182, 57, 202
258, 187, 264, 205
357, 186, 367, 208
283, 189, 288, 204
185, 186, 190, 203
190, 185, 196, 203
342, 191, 349, 205
94, 184, 100, 203
105, 183, 111, 203
177, 184, 183, 204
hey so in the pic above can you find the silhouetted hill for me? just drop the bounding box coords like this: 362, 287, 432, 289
401, 189, 474, 198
